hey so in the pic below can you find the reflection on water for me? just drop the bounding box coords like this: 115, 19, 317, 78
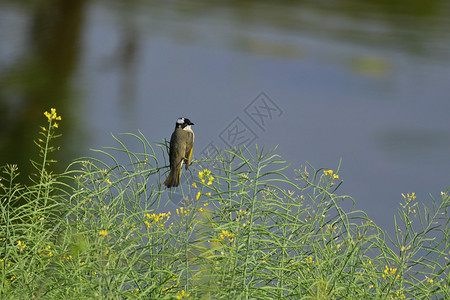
0, 0, 449, 230
1, 0, 87, 182
376, 129, 450, 161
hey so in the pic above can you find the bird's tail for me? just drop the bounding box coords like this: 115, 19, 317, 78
163, 164, 182, 188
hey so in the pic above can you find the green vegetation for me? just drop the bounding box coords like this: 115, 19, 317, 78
1, 109, 449, 299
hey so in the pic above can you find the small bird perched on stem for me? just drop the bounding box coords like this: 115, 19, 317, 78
163, 117, 194, 188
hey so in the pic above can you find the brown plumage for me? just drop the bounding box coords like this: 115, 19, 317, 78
163, 118, 194, 188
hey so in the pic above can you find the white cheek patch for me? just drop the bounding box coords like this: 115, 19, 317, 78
183, 125, 192, 131
177, 118, 185, 124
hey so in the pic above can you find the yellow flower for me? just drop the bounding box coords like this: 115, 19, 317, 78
382, 265, 399, 280
323, 170, 339, 179
144, 212, 170, 227
192, 182, 197, 188
176, 289, 190, 299
199, 169, 212, 184
53, 123, 59, 128
401, 245, 411, 252
17, 240, 26, 251
196, 191, 201, 200
220, 230, 228, 239
99, 230, 108, 237
44, 108, 62, 122
323, 170, 332, 175
219, 230, 235, 242
402, 192, 416, 203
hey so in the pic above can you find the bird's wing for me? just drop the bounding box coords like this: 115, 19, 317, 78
184, 131, 194, 165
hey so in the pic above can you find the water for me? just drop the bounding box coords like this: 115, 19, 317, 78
1, 0, 450, 233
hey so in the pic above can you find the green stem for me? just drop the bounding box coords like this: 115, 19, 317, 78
242, 154, 261, 299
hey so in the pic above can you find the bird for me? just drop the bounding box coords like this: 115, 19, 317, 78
163, 117, 195, 188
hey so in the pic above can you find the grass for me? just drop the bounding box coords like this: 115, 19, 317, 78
1, 109, 449, 299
